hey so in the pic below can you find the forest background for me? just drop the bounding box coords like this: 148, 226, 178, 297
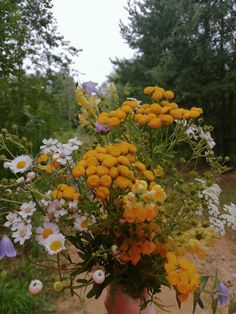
1, 0, 235, 165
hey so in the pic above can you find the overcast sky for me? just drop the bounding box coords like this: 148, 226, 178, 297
52, 0, 135, 84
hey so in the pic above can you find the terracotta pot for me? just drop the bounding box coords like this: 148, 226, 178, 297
104, 284, 157, 314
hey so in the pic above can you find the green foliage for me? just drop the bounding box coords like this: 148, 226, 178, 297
0, 259, 54, 314
0, 0, 79, 155
111, 0, 236, 163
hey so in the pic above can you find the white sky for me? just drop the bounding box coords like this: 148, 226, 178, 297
52, 0, 135, 84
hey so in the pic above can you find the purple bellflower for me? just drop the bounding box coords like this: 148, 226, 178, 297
0, 236, 16, 259
218, 282, 229, 305
82, 81, 98, 96
95, 122, 110, 134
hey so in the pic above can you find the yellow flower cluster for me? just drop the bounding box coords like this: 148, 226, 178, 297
134, 86, 203, 128
97, 100, 138, 128
123, 180, 166, 223
51, 184, 80, 201
95, 86, 202, 131
75, 86, 99, 126
72, 142, 141, 199
165, 252, 200, 302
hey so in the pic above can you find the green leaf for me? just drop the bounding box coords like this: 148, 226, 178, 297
192, 276, 209, 313
211, 297, 218, 314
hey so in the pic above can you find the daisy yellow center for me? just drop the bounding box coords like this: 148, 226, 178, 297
16, 160, 26, 169
50, 241, 62, 252
80, 219, 91, 229
42, 229, 53, 239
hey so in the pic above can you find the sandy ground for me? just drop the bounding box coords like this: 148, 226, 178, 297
55, 235, 236, 314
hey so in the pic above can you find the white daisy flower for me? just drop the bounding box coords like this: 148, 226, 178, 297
36, 222, 60, 245
47, 199, 67, 219
9, 155, 33, 174
19, 201, 36, 218
68, 200, 78, 209
53, 144, 72, 165
67, 137, 82, 151
4, 212, 20, 228
74, 215, 95, 231
12, 224, 32, 245
44, 233, 65, 255
40, 138, 59, 153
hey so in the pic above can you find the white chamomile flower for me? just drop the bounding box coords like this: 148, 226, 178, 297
19, 201, 36, 218
12, 224, 32, 245
67, 137, 82, 151
9, 155, 33, 174
68, 200, 78, 209
36, 222, 60, 245
40, 138, 59, 153
74, 215, 95, 231
44, 233, 65, 255
53, 144, 72, 165
47, 199, 67, 219
4, 212, 20, 228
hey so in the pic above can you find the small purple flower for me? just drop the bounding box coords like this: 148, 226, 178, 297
82, 81, 98, 96
0, 236, 16, 259
218, 283, 229, 305
95, 122, 110, 134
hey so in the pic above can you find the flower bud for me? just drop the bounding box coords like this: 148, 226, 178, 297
3, 161, 11, 169
53, 281, 64, 292
26, 171, 35, 180
92, 269, 105, 284
28, 280, 43, 295
111, 245, 120, 256
4, 189, 12, 196
16, 177, 25, 185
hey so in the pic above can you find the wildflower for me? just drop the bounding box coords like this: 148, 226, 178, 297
12, 223, 32, 245
36, 222, 60, 245
92, 269, 105, 284
67, 137, 82, 150
9, 155, 33, 174
164, 90, 174, 99
47, 199, 67, 219
95, 121, 110, 134
96, 186, 110, 199
4, 212, 20, 228
19, 201, 36, 218
82, 81, 98, 95
218, 283, 229, 305
44, 233, 65, 255
28, 280, 43, 295
53, 144, 72, 165
53, 281, 64, 292
74, 215, 95, 231
0, 236, 16, 259
40, 138, 59, 153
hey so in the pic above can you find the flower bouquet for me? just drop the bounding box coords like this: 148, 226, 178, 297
1, 82, 236, 313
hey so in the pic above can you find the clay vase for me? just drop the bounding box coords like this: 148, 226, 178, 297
104, 283, 157, 314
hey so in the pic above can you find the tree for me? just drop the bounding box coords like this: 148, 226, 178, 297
0, 0, 80, 151
112, 0, 236, 162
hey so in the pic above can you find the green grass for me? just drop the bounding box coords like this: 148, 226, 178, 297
0, 258, 55, 314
